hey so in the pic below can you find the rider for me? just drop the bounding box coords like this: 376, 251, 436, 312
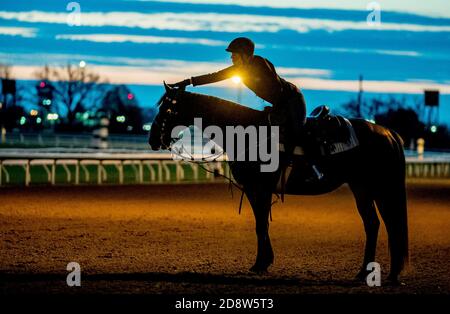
170, 37, 322, 181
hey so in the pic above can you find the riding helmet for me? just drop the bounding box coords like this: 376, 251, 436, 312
226, 37, 255, 56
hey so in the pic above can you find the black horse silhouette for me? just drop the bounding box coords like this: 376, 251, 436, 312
149, 83, 408, 284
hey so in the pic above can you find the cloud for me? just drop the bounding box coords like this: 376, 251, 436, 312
0, 49, 333, 77
375, 50, 421, 57
289, 77, 450, 93
0, 26, 36, 37
2, 53, 330, 79
277, 67, 331, 78
271, 45, 422, 57
55, 34, 227, 46
327, 47, 421, 57
1, 11, 450, 33
9, 62, 450, 94
140, 0, 450, 19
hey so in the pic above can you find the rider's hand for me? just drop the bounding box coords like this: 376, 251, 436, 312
169, 78, 191, 89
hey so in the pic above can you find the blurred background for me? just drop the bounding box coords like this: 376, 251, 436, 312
0, 0, 449, 185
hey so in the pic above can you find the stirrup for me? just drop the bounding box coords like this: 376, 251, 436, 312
304, 165, 323, 183
312, 165, 324, 180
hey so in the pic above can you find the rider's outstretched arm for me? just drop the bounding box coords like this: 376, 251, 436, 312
172, 65, 238, 88
191, 65, 237, 86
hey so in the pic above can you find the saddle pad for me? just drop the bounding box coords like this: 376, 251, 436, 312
279, 118, 359, 156
328, 118, 359, 155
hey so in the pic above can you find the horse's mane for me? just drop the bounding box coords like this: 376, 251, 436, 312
178, 90, 267, 127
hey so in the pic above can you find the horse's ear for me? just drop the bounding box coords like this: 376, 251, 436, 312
163, 81, 172, 92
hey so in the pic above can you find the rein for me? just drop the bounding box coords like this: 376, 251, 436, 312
168, 138, 278, 220
157, 89, 280, 220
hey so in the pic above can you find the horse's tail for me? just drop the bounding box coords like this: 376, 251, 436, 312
388, 171, 410, 271
376, 129, 409, 274
393, 130, 409, 270
398, 180, 410, 270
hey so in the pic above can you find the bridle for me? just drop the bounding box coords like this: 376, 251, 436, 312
155, 92, 180, 150
152, 87, 279, 219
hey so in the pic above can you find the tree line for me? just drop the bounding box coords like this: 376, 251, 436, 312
0, 63, 156, 134
340, 96, 449, 150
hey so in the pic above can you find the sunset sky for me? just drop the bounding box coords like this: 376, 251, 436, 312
0, 0, 449, 123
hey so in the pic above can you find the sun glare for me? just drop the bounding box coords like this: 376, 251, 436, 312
232, 76, 241, 84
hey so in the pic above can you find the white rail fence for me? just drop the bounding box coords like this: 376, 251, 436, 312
0, 149, 227, 186
405, 158, 450, 178
0, 149, 449, 187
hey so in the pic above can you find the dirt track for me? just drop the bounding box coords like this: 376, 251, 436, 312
1, 180, 449, 294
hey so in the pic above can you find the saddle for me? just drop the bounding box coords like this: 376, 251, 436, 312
279, 105, 359, 157
276, 106, 359, 196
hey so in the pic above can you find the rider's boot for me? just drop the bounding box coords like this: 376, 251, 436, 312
285, 136, 323, 183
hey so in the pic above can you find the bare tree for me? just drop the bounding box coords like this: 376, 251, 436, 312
35, 64, 109, 126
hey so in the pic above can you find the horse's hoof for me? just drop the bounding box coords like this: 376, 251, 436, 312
355, 272, 365, 281
249, 262, 272, 274
354, 269, 370, 282
386, 275, 406, 286
249, 267, 267, 274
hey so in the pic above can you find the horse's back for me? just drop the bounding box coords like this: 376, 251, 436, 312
348, 118, 406, 187
350, 118, 404, 154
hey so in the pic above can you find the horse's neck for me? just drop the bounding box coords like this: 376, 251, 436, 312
175, 92, 272, 162
180, 92, 265, 132
178, 92, 265, 129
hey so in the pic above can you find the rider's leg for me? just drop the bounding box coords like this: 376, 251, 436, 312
285, 92, 306, 160
286, 92, 307, 141
286, 92, 323, 181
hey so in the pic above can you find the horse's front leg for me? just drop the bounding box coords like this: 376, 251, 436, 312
246, 184, 274, 273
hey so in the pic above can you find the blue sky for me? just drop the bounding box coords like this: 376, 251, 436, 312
0, 0, 449, 124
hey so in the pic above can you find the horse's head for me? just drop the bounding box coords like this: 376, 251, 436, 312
148, 82, 184, 150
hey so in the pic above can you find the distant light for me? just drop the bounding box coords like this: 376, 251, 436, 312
82, 112, 89, 120
47, 113, 59, 121
39, 81, 46, 88
36, 117, 42, 124
42, 99, 52, 106
142, 124, 151, 131
30, 109, 38, 116
79, 60, 86, 68
20, 116, 26, 125
127, 93, 134, 100
232, 76, 241, 84
127, 125, 133, 131
116, 115, 126, 123
430, 125, 437, 133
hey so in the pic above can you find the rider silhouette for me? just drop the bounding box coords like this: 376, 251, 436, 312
170, 37, 322, 181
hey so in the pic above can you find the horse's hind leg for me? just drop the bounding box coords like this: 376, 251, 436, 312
375, 184, 409, 284
245, 183, 274, 273
349, 184, 380, 281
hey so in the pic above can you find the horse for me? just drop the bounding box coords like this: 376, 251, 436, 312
148, 83, 409, 284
